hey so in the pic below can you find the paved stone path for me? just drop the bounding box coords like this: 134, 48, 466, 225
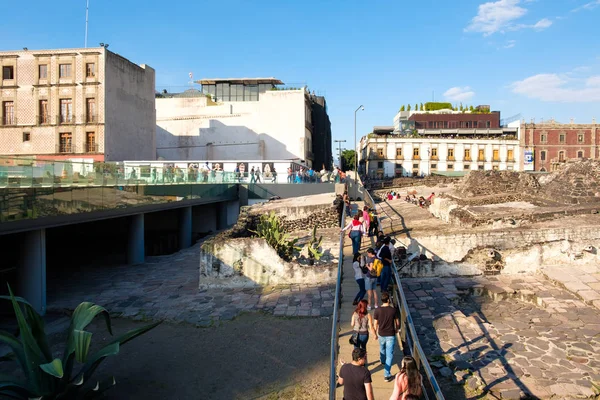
47, 242, 335, 326
403, 275, 600, 399
543, 264, 600, 311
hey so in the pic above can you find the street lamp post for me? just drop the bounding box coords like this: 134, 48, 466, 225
354, 105, 364, 199
334, 139, 346, 170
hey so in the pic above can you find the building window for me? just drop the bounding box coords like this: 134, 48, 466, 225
59, 132, 72, 153
540, 133, 547, 143
448, 148, 454, 159
377, 162, 383, 169
413, 163, 419, 169
578, 134, 584, 143
431, 148, 438, 158
559, 134, 565, 143
558, 151, 565, 162
39, 100, 49, 124
478, 149, 485, 161
464, 164, 470, 170
577, 150, 584, 158
59, 64, 72, 78
377, 148, 384, 157
60, 98, 73, 123
478, 165, 484, 170
431, 164, 437, 170
493, 149, 499, 161
86, 132, 96, 152
540, 151, 546, 161
464, 149, 471, 160
23, 132, 30, 142
486, 121, 491, 128
3, 101, 15, 125
2, 66, 14, 80
413, 147, 419, 158
86, 98, 96, 123
39, 64, 48, 80
396, 148, 402, 157
243, 85, 259, 101
448, 164, 454, 170
86, 63, 96, 78
507, 149, 514, 161
395, 163, 402, 170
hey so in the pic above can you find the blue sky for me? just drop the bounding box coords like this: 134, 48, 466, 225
2, 0, 600, 153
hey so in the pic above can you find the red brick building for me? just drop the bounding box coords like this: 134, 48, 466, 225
521, 121, 600, 171
409, 112, 501, 129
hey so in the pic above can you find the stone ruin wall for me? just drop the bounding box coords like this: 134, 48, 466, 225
399, 226, 600, 278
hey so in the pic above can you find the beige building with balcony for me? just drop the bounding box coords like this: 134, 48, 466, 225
0, 47, 155, 162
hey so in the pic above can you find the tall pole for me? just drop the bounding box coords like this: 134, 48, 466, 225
354, 105, 364, 198
84, 0, 90, 48
334, 139, 346, 169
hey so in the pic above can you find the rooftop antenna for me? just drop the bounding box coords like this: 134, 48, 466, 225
84, 0, 89, 48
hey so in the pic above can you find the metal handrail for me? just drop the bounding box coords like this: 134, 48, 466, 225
328, 201, 347, 400
361, 179, 444, 399
391, 257, 444, 399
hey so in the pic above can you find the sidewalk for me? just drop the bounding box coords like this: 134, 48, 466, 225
336, 207, 403, 399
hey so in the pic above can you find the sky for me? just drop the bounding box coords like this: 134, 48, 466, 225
2, 0, 600, 153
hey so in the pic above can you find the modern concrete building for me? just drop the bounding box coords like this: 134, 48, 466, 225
520, 119, 599, 171
0, 47, 156, 162
360, 104, 519, 178
155, 78, 330, 168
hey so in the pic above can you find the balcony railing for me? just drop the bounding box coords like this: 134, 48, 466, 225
38, 115, 51, 125
59, 114, 75, 124
551, 158, 567, 163
447, 156, 455, 161
57, 143, 74, 154
85, 143, 100, 153
1, 117, 17, 126
477, 157, 486, 162
430, 156, 439, 160
464, 157, 472, 161
84, 114, 98, 124
395, 155, 404, 160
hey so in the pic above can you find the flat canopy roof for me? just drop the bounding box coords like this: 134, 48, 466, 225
373, 126, 394, 134
195, 77, 284, 85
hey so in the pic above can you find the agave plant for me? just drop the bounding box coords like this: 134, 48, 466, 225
0, 284, 160, 399
307, 225, 324, 265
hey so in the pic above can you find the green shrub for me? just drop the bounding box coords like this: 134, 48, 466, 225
424, 102, 453, 111
0, 285, 160, 399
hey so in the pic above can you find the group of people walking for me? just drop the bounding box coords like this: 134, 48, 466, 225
338, 209, 422, 399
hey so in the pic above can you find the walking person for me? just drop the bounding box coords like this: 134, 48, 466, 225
389, 356, 423, 400
337, 348, 375, 400
368, 209, 378, 237
342, 214, 365, 254
250, 167, 256, 183
352, 253, 367, 305
362, 206, 370, 234
255, 167, 262, 183
287, 166, 293, 183
351, 299, 376, 353
373, 292, 400, 383
364, 248, 380, 310
378, 237, 394, 293
272, 167, 277, 183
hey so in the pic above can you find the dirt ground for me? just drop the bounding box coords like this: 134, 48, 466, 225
2, 312, 332, 400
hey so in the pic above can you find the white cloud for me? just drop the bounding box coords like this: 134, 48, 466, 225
465, 0, 553, 35
465, 0, 527, 36
510, 73, 600, 102
503, 39, 517, 48
444, 87, 476, 102
571, 0, 600, 12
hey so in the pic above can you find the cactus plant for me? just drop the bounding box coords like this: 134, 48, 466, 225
250, 211, 302, 261
307, 225, 324, 264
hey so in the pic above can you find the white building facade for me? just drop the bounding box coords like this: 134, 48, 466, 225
155, 78, 315, 167
361, 134, 520, 178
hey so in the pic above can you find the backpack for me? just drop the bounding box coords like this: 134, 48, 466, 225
370, 259, 383, 277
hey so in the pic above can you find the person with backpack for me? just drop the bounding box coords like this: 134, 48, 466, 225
368, 209, 378, 237
389, 356, 423, 400
378, 237, 394, 293
350, 299, 376, 353
364, 248, 380, 310
352, 252, 367, 305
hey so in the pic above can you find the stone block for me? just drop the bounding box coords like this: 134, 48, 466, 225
578, 290, 600, 303
563, 281, 592, 294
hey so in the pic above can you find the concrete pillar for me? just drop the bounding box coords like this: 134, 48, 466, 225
127, 214, 145, 265
216, 202, 228, 230
179, 206, 192, 249
18, 229, 46, 315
